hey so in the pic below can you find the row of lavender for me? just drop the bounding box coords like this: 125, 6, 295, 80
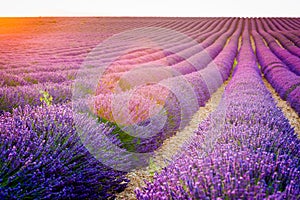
136, 20, 300, 199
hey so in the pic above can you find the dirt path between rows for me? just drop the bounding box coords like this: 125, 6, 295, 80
262, 77, 300, 136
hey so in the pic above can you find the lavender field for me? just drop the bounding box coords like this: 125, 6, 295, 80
0, 17, 300, 199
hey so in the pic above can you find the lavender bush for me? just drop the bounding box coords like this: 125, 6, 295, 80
0, 104, 128, 199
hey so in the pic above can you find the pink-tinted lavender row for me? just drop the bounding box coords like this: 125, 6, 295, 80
0, 70, 77, 87
0, 82, 72, 112
254, 19, 300, 75
96, 20, 240, 96
251, 20, 300, 115
264, 18, 300, 55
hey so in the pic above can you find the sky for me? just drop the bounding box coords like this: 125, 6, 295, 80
0, 0, 299, 17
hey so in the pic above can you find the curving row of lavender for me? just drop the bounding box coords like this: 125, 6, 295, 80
251, 18, 300, 115
257, 20, 300, 75
136, 20, 300, 199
